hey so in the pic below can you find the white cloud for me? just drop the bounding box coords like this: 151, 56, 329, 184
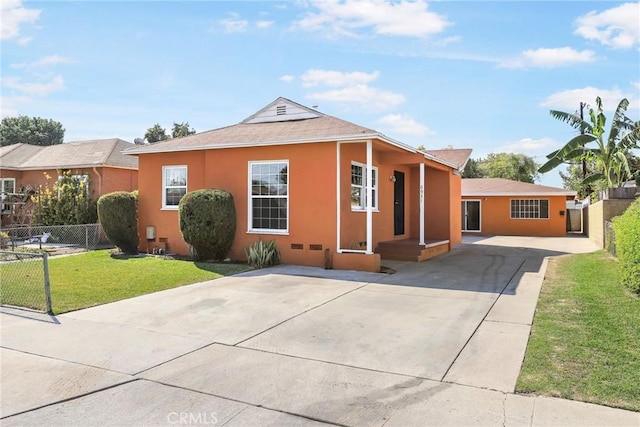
1, 0, 41, 41
256, 20, 274, 29
431, 35, 461, 47
499, 137, 558, 155
540, 86, 637, 112
10, 55, 73, 70
0, 96, 31, 118
499, 47, 596, 69
292, 0, 451, 38
307, 84, 405, 110
377, 113, 434, 136
2, 75, 65, 97
301, 69, 379, 87
279, 75, 295, 83
575, 2, 640, 49
219, 13, 248, 33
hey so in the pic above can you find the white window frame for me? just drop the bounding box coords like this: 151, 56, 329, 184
1, 178, 16, 212
247, 160, 289, 234
162, 165, 187, 210
510, 199, 549, 219
351, 161, 378, 211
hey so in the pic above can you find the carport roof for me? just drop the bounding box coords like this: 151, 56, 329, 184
462, 178, 577, 197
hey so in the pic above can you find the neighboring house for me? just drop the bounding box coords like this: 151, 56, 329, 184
125, 97, 471, 272
0, 138, 138, 225
461, 178, 576, 237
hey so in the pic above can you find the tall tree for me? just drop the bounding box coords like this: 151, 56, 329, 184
559, 162, 603, 200
475, 153, 539, 183
539, 97, 640, 189
462, 158, 482, 178
171, 122, 196, 138
0, 116, 65, 146
144, 123, 169, 143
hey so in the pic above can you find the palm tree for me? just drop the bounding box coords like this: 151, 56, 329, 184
539, 97, 640, 189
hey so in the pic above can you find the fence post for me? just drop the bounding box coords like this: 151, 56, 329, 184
43, 251, 53, 314
85, 225, 89, 250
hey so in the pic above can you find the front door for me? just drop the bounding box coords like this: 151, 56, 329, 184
394, 171, 405, 235
462, 200, 481, 232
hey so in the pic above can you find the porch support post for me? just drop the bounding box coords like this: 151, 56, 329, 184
336, 141, 341, 253
366, 139, 373, 254
419, 162, 425, 246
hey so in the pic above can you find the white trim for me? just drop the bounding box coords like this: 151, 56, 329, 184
0, 178, 16, 212
419, 163, 425, 245
366, 140, 373, 254
124, 133, 459, 169
509, 198, 550, 220
162, 165, 187, 210
463, 191, 575, 197
350, 160, 379, 211
247, 160, 289, 233
462, 199, 482, 232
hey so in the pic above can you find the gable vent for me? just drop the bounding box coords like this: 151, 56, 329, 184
276, 105, 286, 115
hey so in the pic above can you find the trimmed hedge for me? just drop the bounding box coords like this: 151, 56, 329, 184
97, 191, 138, 254
613, 198, 640, 294
178, 189, 236, 262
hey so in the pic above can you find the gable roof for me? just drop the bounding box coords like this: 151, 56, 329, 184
0, 139, 138, 170
462, 178, 576, 197
124, 97, 460, 170
423, 148, 472, 170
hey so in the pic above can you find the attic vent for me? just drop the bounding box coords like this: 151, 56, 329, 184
276, 105, 286, 115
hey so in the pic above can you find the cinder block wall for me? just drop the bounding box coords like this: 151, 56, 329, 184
587, 199, 635, 248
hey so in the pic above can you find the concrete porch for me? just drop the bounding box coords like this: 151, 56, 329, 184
375, 238, 450, 262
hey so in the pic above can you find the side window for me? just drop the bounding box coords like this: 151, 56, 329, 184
163, 166, 187, 209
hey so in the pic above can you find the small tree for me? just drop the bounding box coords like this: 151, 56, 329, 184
97, 191, 138, 254
171, 122, 196, 138
32, 170, 97, 225
613, 198, 640, 294
178, 189, 236, 262
144, 124, 169, 143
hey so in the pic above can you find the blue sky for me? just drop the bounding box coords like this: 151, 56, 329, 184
2, 0, 639, 187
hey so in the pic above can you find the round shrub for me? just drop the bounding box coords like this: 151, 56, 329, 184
97, 191, 138, 254
613, 198, 640, 294
179, 189, 236, 261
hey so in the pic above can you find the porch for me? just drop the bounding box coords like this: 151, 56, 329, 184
375, 238, 450, 262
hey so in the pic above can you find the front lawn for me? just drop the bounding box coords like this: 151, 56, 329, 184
0, 250, 251, 314
517, 251, 640, 412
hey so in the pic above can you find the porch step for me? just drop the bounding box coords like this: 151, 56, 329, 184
375, 239, 450, 262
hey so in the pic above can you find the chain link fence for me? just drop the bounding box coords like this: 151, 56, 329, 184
1, 223, 111, 255
0, 251, 52, 313
604, 220, 616, 256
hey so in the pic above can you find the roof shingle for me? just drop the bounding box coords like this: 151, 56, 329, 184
462, 178, 576, 196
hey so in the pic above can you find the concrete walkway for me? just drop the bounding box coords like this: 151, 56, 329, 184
1, 235, 638, 426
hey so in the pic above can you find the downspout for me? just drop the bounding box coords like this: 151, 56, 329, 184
92, 167, 102, 199
419, 162, 425, 246
366, 140, 373, 254
336, 141, 341, 253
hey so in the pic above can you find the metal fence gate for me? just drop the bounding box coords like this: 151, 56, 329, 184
0, 251, 52, 313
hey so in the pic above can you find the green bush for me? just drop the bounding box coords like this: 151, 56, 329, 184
178, 189, 236, 262
97, 191, 138, 254
613, 198, 640, 294
33, 170, 97, 225
246, 240, 280, 269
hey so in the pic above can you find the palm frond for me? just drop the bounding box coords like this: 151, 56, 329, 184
549, 110, 593, 134
583, 173, 605, 185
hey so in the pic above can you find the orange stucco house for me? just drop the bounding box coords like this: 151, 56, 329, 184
125, 98, 470, 272
0, 138, 138, 225
461, 178, 576, 237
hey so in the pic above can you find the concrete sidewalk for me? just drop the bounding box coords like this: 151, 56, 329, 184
1, 235, 637, 426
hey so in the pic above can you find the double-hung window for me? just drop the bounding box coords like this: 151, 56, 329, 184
249, 161, 288, 233
0, 178, 16, 212
163, 166, 187, 209
351, 162, 378, 210
510, 199, 549, 219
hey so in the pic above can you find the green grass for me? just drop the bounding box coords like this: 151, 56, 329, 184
517, 251, 640, 412
0, 250, 251, 314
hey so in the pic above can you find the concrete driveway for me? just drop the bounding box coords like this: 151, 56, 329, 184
1, 235, 638, 426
